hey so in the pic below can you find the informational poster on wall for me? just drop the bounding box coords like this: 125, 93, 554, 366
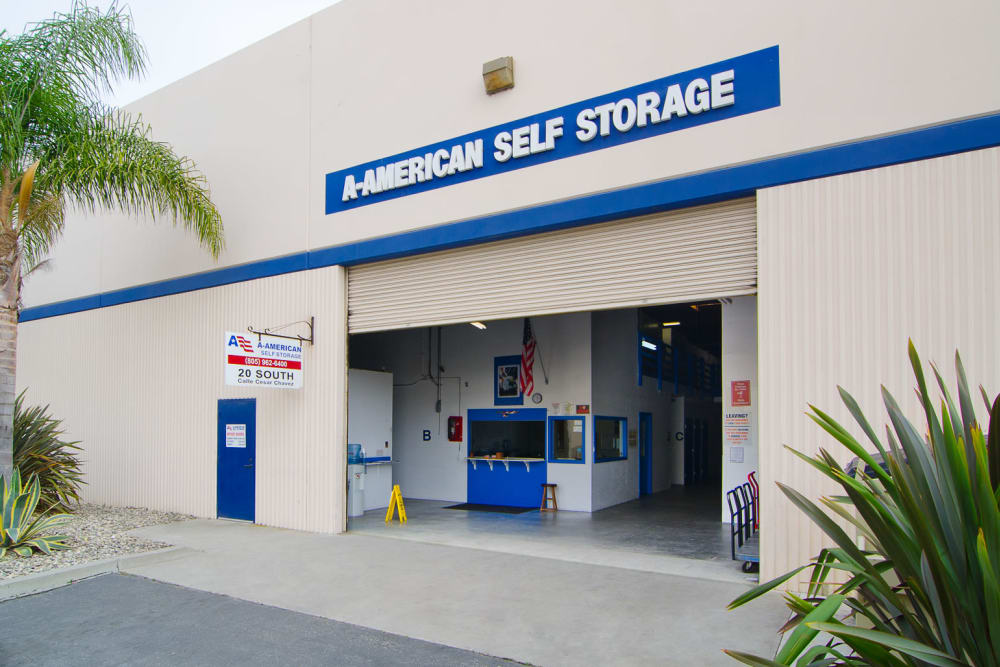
731, 380, 751, 406
224, 331, 303, 389
225, 424, 247, 448
724, 411, 752, 446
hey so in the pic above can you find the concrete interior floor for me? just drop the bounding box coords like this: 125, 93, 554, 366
349, 483, 751, 584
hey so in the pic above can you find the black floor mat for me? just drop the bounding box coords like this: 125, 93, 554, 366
443, 503, 536, 514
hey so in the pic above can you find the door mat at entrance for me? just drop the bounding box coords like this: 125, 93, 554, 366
443, 503, 536, 514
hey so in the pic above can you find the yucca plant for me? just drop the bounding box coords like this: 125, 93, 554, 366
726, 342, 1000, 666
13, 391, 84, 512
1, 467, 70, 558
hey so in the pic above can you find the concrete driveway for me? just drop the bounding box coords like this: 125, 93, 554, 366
106, 519, 788, 666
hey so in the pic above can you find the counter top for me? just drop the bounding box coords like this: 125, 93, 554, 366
466, 457, 545, 471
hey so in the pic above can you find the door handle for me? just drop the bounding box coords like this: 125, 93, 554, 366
244, 457, 254, 468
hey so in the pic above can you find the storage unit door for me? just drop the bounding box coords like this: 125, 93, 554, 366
347, 197, 756, 334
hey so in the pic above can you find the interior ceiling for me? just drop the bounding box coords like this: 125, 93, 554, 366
639, 301, 722, 357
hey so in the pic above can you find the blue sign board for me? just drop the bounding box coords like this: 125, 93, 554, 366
325, 46, 780, 215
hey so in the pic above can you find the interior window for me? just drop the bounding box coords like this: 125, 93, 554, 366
469, 420, 545, 458
594, 416, 627, 461
550, 418, 584, 462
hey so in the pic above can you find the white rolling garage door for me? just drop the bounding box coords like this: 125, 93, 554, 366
347, 197, 756, 334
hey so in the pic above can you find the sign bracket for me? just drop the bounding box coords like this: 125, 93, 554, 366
248, 316, 314, 346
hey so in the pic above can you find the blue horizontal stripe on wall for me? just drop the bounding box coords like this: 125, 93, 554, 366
22, 253, 310, 321
20, 111, 1000, 323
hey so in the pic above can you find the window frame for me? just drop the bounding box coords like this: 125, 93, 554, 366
547, 416, 586, 464
593, 415, 628, 463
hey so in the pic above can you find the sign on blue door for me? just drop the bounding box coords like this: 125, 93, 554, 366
217, 399, 256, 521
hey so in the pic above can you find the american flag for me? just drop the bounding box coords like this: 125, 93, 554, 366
519, 318, 536, 396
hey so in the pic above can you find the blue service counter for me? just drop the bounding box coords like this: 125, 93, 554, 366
467, 458, 547, 507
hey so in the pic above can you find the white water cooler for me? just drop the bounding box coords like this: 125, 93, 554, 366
347, 443, 365, 518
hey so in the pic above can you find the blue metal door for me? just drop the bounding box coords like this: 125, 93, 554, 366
217, 399, 256, 521
639, 412, 652, 495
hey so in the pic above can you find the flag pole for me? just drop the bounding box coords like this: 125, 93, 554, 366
530, 317, 550, 385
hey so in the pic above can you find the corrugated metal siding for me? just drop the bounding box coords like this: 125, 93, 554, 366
16, 266, 348, 534
347, 198, 757, 333
757, 147, 1000, 589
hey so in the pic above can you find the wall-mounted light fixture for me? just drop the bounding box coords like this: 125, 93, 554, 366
470, 321, 487, 330
641, 340, 658, 351
483, 57, 514, 95
661, 321, 681, 327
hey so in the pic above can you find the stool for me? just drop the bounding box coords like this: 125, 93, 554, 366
540, 483, 558, 512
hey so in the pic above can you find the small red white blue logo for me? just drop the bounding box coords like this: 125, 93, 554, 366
227, 335, 255, 354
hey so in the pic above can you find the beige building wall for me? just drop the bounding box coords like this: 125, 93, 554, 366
16, 266, 348, 534
757, 146, 1000, 587
23, 0, 1000, 310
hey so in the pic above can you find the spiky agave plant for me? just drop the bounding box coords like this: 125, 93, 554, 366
726, 342, 1000, 667
13, 391, 84, 513
1, 467, 69, 558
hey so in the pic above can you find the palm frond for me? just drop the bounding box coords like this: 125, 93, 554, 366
38, 107, 223, 257
16, 187, 66, 272
1, 1, 146, 173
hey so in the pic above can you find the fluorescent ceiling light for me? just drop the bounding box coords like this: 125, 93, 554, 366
661, 321, 681, 327
470, 321, 487, 330
641, 340, 657, 350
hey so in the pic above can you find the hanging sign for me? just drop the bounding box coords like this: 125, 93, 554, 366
224, 331, 303, 389
325, 46, 780, 214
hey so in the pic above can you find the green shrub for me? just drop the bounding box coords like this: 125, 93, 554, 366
13, 391, 84, 513
727, 342, 1000, 666
1, 467, 70, 558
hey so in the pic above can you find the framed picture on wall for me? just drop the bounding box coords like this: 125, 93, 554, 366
494, 355, 523, 405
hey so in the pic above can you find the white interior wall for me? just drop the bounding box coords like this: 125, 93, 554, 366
666, 396, 686, 486
650, 395, 680, 494
721, 296, 759, 521
590, 309, 675, 511
16, 267, 348, 534
350, 313, 594, 510
346, 369, 394, 510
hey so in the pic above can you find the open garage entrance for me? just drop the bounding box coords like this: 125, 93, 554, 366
345, 298, 757, 580
341, 197, 759, 579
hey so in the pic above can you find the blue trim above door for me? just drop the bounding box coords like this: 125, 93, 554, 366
468, 408, 547, 421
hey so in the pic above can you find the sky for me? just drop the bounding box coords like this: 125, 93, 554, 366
1, 0, 342, 107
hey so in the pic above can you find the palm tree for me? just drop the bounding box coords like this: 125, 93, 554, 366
0, 2, 224, 479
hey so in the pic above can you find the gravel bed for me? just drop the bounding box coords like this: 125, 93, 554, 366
0, 504, 193, 580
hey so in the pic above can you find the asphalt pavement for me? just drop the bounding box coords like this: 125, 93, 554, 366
0, 573, 517, 666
